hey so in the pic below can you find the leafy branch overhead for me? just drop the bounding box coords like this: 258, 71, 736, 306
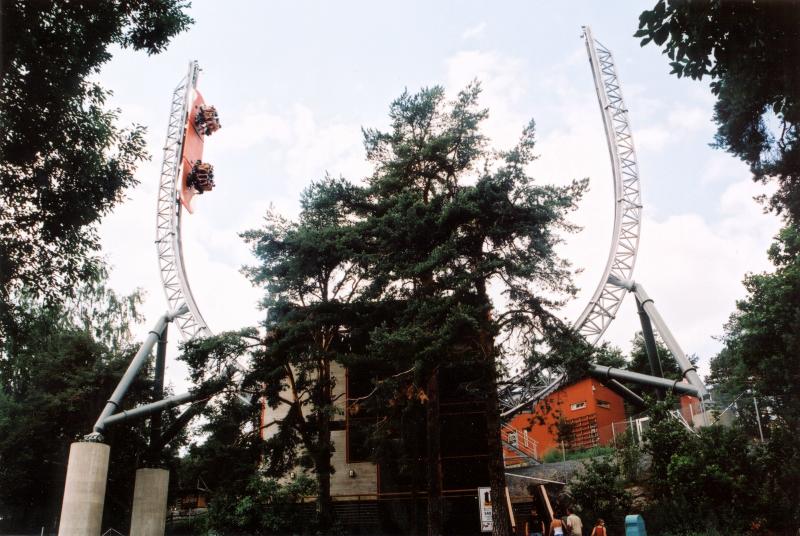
635, 0, 800, 222
0, 0, 193, 334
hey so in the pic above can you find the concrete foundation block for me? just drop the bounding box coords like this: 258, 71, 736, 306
58, 441, 110, 536
129, 467, 170, 536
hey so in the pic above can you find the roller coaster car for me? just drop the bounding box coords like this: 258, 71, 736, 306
194, 105, 221, 136
187, 160, 215, 194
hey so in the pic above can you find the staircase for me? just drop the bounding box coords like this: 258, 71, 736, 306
501, 423, 540, 466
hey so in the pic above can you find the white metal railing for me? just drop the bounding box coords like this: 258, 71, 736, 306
501, 423, 539, 465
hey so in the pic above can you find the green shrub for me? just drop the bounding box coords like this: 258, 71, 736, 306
568, 457, 632, 535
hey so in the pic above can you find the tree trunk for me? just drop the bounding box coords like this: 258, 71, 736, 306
411, 416, 421, 536
485, 370, 513, 536
316, 360, 334, 531
426, 369, 443, 536
317, 446, 333, 531
475, 279, 512, 536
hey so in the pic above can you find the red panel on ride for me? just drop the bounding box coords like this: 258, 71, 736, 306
179, 90, 206, 214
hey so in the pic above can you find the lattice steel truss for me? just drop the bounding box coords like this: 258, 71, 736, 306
499, 27, 642, 416
155, 61, 212, 341
574, 27, 642, 343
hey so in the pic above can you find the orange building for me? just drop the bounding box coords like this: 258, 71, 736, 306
503, 377, 626, 461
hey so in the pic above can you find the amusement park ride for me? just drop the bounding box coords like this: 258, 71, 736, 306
498, 27, 710, 419
57, 27, 713, 536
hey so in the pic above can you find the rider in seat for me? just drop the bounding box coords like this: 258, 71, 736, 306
187, 160, 215, 194
195, 105, 221, 136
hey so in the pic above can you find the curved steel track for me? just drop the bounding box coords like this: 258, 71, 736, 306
499, 27, 642, 416
155, 61, 213, 341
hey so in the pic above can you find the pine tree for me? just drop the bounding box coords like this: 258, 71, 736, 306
240, 177, 369, 530
349, 84, 585, 536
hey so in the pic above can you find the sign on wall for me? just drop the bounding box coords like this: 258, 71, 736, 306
478, 486, 492, 532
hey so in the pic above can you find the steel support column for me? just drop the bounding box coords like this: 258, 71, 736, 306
637, 297, 664, 399
91, 305, 186, 437
589, 365, 700, 397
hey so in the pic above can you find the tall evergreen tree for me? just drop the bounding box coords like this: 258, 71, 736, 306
350, 84, 585, 536
181, 85, 584, 536
240, 177, 369, 530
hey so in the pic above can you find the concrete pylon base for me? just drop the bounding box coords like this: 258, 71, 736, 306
130, 467, 170, 536
58, 441, 110, 536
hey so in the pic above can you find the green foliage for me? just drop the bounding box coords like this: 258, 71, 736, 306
627, 331, 687, 380
0, 0, 192, 333
665, 426, 759, 533
641, 397, 691, 498
636, 4, 800, 531
197, 474, 317, 536
635, 0, 800, 223
541, 448, 563, 464
176, 392, 312, 536
240, 176, 374, 528
178, 392, 265, 497
0, 274, 172, 532
349, 81, 586, 408
568, 457, 632, 536
711, 224, 800, 430
753, 425, 800, 530
353, 83, 586, 360
613, 431, 642, 483
638, 398, 800, 534
704, 225, 800, 531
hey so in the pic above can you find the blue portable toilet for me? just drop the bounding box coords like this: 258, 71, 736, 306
625, 515, 647, 536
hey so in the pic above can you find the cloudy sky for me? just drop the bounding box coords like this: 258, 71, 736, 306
97, 1, 781, 392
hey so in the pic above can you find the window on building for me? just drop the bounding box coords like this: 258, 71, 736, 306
347, 417, 372, 463
570, 401, 587, 411
346, 369, 376, 463
597, 399, 611, 409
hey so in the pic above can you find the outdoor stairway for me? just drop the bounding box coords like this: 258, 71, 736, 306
501, 423, 540, 466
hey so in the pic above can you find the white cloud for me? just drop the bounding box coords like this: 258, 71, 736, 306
667, 105, 711, 132
700, 151, 750, 186
634, 125, 671, 152
445, 50, 529, 148
461, 22, 487, 40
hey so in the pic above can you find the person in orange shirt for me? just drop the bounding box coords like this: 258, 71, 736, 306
590, 519, 606, 536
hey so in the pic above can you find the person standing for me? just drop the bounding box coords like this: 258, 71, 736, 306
566, 508, 583, 536
527, 509, 545, 536
549, 515, 565, 536
590, 519, 606, 536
